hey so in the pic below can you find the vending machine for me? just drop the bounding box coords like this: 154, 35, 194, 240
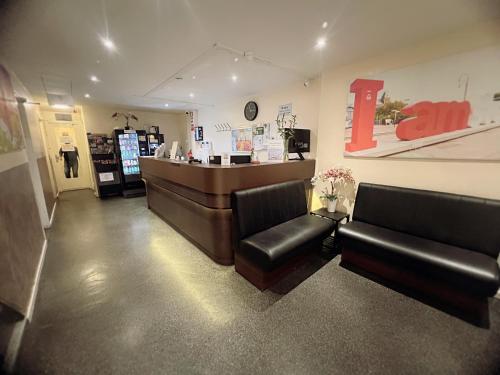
112, 129, 148, 197
147, 133, 164, 156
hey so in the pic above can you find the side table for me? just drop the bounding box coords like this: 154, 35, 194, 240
310, 208, 350, 251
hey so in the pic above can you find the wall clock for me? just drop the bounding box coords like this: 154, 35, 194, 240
244, 101, 258, 121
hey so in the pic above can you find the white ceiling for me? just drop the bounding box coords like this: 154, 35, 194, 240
0, 0, 499, 111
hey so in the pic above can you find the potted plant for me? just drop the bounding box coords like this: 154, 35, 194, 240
112, 112, 138, 129
312, 167, 355, 212
276, 113, 296, 161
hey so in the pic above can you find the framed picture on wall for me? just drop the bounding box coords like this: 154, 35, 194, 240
231, 128, 252, 152
344, 46, 500, 161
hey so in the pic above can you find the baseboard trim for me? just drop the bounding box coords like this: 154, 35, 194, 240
2, 318, 27, 374
27, 238, 47, 321
2, 238, 48, 373
47, 200, 57, 228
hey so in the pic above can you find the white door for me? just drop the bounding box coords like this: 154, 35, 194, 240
44, 121, 92, 192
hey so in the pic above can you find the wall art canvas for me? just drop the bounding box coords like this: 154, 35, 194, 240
344, 46, 500, 160
0, 64, 24, 154
231, 127, 252, 152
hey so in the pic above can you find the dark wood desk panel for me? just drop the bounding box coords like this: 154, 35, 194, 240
139, 157, 316, 265
139, 157, 315, 194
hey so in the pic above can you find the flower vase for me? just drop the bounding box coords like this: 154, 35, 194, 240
283, 138, 289, 161
327, 198, 337, 213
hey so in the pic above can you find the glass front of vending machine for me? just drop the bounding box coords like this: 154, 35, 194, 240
113, 129, 147, 197
119, 132, 141, 176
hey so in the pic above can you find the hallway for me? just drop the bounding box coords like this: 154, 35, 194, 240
14, 190, 288, 374
14, 191, 500, 375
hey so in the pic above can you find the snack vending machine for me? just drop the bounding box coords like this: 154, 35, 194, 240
112, 129, 148, 198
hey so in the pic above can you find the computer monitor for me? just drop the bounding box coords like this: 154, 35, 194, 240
288, 129, 310, 160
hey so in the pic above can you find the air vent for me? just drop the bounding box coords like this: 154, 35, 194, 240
55, 113, 73, 122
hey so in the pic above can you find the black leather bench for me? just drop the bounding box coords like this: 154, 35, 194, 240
337, 183, 500, 317
232, 180, 335, 290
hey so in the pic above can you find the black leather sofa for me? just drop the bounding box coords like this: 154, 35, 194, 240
337, 183, 500, 317
232, 180, 335, 290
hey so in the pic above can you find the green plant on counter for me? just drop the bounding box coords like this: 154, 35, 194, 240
276, 113, 296, 160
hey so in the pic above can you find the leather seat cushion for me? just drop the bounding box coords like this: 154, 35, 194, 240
338, 221, 500, 296
239, 214, 335, 270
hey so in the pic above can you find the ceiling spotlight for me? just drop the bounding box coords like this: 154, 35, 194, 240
315, 37, 326, 50
231, 74, 238, 82
90, 75, 100, 82
322, 21, 328, 29
164, 103, 169, 107
52, 104, 71, 109
84, 93, 90, 98
234, 57, 239, 62
101, 37, 116, 51
192, 75, 196, 79
189, 93, 194, 98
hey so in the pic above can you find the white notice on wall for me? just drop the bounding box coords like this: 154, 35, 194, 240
267, 139, 284, 161
278, 103, 292, 115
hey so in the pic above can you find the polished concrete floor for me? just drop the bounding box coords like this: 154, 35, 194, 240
14, 190, 500, 374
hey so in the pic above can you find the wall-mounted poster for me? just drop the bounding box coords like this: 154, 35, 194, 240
344, 46, 500, 160
0, 64, 24, 154
252, 123, 270, 151
267, 139, 284, 161
231, 127, 252, 152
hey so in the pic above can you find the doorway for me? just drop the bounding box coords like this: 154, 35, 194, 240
41, 110, 92, 193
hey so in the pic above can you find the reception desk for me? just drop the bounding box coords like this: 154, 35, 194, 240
139, 157, 316, 265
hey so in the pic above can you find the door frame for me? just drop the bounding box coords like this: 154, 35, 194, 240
39, 106, 94, 194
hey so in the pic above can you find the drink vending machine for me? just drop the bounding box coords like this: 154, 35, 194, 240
112, 129, 148, 198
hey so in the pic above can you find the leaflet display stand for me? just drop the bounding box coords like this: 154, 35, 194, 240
87, 134, 123, 198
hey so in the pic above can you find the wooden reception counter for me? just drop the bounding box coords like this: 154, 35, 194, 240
139, 157, 316, 265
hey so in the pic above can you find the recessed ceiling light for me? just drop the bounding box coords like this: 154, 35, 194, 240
84, 93, 90, 98
322, 21, 328, 29
192, 75, 196, 80
231, 74, 238, 82
315, 37, 326, 50
164, 103, 169, 107
90, 75, 100, 82
101, 37, 116, 51
189, 93, 194, 98
234, 57, 239, 62
52, 104, 71, 109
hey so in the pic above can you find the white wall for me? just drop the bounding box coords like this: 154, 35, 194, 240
314, 20, 500, 211
197, 78, 321, 158
81, 103, 186, 151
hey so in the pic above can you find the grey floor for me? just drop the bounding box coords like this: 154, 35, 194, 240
14, 190, 500, 375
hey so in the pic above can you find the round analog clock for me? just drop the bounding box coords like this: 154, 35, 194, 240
244, 101, 258, 121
